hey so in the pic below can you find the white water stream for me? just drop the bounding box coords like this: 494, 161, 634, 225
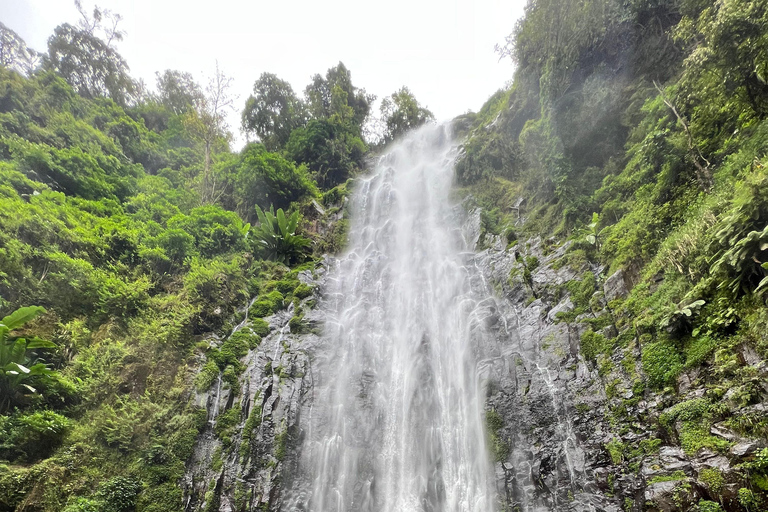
300, 124, 494, 512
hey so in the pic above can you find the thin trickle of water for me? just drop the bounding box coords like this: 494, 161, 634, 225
297, 124, 494, 512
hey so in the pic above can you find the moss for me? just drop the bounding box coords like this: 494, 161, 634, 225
580, 330, 610, 363
648, 470, 686, 484
210, 446, 223, 472
222, 365, 238, 389
274, 422, 288, 461
698, 468, 724, 495
696, 501, 723, 512
641, 336, 683, 389
606, 439, 625, 465
248, 290, 285, 318
679, 423, 730, 455
293, 283, 313, 299
194, 360, 220, 392
485, 409, 509, 462
273, 279, 298, 296
250, 318, 271, 337
238, 399, 262, 461
228, 327, 261, 350
288, 314, 305, 333
214, 406, 241, 448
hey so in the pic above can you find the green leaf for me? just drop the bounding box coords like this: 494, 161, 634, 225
287, 211, 299, 234
25, 337, 57, 350
9, 362, 30, 374
1, 306, 45, 330
277, 208, 288, 236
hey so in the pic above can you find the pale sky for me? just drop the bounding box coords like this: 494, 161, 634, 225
1, 0, 525, 147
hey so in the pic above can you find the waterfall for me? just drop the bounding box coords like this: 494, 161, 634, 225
296, 123, 494, 512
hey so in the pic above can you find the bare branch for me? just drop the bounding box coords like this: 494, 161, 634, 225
653, 80, 713, 191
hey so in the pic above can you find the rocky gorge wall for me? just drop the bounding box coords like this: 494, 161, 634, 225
472, 221, 768, 512
183, 204, 768, 512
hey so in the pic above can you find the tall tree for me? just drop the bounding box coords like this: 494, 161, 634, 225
380, 87, 434, 143
0, 22, 41, 76
241, 73, 306, 151
304, 62, 375, 132
46, 23, 135, 105
156, 69, 203, 115
183, 62, 234, 205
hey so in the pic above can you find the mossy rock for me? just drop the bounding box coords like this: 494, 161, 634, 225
251, 318, 271, 337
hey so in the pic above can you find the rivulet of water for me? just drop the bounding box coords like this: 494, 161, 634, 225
296, 123, 494, 512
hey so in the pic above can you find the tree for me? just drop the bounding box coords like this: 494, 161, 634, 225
0, 306, 57, 413
285, 118, 365, 188
379, 87, 434, 143
241, 72, 306, 151
46, 23, 136, 105
0, 22, 41, 76
74, 0, 125, 46
232, 143, 317, 220
155, 69, 203, 115
304, 62, 375, 132
183, 62, 234, 204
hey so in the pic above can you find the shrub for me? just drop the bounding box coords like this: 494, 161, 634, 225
0, 410, 70, 461
696, 501, 723, 512
642, 336, 683, 389
580, 330, 610, 363
251, 206, 310, 265
194, 360, 219, 392
98, 476, 141, 512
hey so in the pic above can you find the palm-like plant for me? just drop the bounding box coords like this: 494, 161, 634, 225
0, 306, 57, 413
252, 205, 311, 265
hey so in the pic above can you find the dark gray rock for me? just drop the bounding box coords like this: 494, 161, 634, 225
603, 269, 628, 302
730, 440, 763, 458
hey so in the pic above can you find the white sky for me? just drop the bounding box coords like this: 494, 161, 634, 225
1, 0, 525, 147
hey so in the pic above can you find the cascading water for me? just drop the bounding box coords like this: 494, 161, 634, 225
292, 123, 494, 512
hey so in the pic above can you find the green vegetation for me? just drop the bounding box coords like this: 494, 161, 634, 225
251, 206, 310, 265
460, 0, 768, 506
0, 5, 437, 510
485, 409, 509, 462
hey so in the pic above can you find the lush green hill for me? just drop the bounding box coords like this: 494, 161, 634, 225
0, 14, 433, 512
458, 0, 768, 509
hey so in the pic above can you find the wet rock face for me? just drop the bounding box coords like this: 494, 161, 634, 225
473, 235, 768, 512
184, 224, 768, 512
471, 236, 621, 512
182, 265, 327, 512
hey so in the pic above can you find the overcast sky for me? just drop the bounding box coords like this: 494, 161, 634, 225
2, 0, 525, 147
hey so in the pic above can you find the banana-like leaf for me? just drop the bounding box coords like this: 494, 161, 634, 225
287, 211, 299, 234
25, 337, 57, 350
1, 306, 45, 330
8, 362, 30, 374
277, 209, 288, 235
255, 205, 269, 229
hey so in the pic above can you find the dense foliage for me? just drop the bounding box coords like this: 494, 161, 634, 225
0, 9, 432, 511
461, 0, 768, 508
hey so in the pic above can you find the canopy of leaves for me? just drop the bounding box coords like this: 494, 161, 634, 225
241, 72, 306, 151
46, 24, 136, 106
285, 118, 366, 189
380, 87, 434, 144
231, 143, 317, 220
304, 62, 374, 132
